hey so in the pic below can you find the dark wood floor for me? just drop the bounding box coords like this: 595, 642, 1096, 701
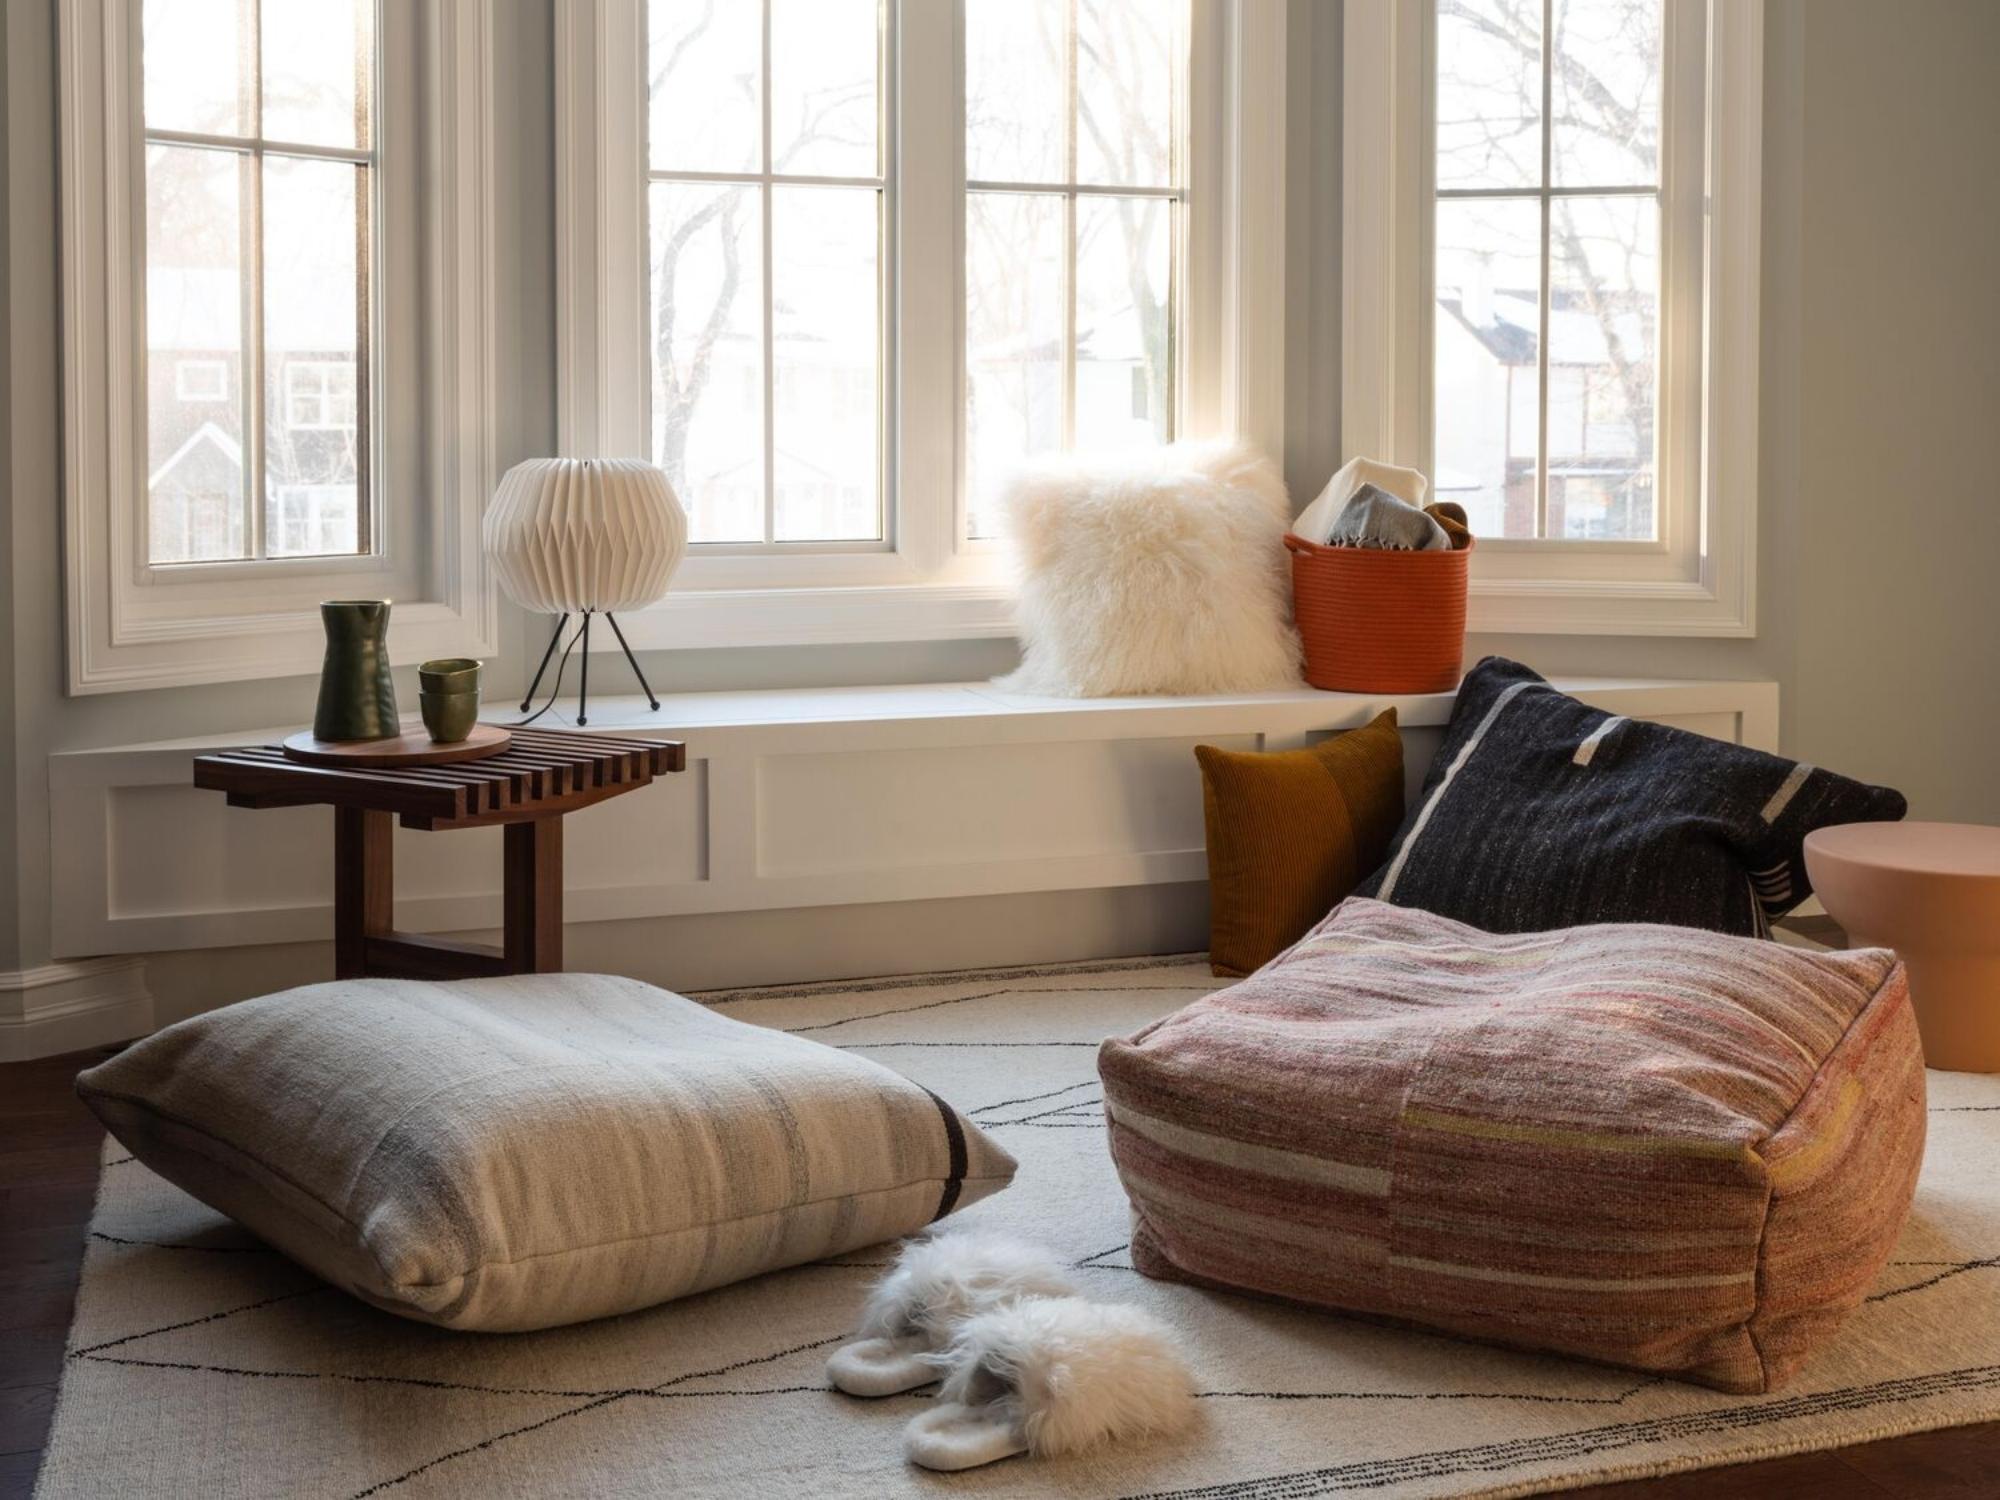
4, 1047, 1996, 1499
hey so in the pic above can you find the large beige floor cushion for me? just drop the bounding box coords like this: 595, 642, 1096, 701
1099, 898, 1927, 1393
78, 973, 1016, 1331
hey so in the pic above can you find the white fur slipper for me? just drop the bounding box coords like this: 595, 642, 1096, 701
902, 1297, 1196, 1471
826, 1232, 1075, 1398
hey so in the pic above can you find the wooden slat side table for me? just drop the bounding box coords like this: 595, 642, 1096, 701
193, 726, 686, 981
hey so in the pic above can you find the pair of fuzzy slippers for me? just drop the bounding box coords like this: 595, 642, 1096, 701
826, 1231, 1196, 1471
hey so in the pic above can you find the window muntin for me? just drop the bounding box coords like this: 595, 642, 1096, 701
1431, 0, 1661, 542
645, 0, 886, 547
963, 0, 1187, 540
141, 0, 375, 565
283, 360, 359, 431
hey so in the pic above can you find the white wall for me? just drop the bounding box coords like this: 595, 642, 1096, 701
3, 0, 1997, 996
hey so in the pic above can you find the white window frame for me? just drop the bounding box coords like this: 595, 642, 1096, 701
1343, 0, 1762, 636
283, 359, 359, 432
58, 0, 500, 694
556, 0, 1286, 650
173, 358, 229, 403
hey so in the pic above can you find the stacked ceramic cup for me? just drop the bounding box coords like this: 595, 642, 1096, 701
418, 658, 482, 744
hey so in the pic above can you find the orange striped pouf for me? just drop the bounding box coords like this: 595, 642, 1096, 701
1286, 533, 1471, 693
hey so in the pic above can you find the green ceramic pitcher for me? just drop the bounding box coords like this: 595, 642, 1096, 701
313, 600, 400, 742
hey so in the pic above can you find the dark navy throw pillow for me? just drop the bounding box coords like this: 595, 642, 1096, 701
1354, 657, 1907, 936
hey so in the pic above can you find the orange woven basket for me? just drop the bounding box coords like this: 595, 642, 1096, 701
1285, 532, 1473, 694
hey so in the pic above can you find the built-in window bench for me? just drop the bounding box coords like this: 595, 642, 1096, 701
51, 676, 1777, 965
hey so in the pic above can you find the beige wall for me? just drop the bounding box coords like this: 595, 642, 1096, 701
2, 0, 1996, 983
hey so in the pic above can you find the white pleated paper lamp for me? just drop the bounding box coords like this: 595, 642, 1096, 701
484, 457, 688, 724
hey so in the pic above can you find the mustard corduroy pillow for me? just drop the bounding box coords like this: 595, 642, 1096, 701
1195, 709, 1405, 977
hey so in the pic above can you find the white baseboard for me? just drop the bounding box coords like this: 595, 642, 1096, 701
136, 883, 1214, 1030
0, 957, 153, 1062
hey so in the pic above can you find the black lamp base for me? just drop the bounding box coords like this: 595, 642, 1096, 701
518, 611, 660, 727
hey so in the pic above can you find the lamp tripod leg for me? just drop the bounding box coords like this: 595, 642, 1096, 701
577, 611, 592, 727
605, 613, 659, 711
521, 614, 568, 711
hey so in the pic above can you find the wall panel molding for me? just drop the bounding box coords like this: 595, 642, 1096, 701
51, 678, 1777, 960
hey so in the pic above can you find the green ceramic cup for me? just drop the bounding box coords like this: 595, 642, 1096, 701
420, 688, 480, 745
418, 657, 482, 693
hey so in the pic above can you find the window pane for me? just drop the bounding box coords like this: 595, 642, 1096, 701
769, 0, 878, 178
772, 186, 881, 542
263, 155, 363, 557
965, 192, 1063, 539
648, 0, 761, 174
146, 144, 248, 563
649, 181, 765, 543
1547, 195, 1657, 540
1075, 0, 1181, 188
1436, 0, 1542, 191
1552, 0, 1661, 187
261, 0, 371, 149
1433, 196, 1540, 538
965, 0, 1066, 184
1075, 195, 1171, 450
142, 0, 253, 137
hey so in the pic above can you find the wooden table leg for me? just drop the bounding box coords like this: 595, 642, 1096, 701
334, 807, 394, 979
504, 815, 564, 973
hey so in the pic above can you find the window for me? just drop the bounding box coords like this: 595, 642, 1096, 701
557, 0, 1278, 648
645, 0, 886, 547
141, 0, 374, 563
963, 0, 1186, 539
1433, 0, 1664, 542
271, 485, 362, 557
1342, 0, 1762, 635
60, 0, 501, 693
174, 359, 229, 402
284, 360, 359, 432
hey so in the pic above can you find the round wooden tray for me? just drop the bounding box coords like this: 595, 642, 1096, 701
282, 723, 513, 768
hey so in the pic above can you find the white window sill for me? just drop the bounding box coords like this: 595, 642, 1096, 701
57, 672, 1779, 756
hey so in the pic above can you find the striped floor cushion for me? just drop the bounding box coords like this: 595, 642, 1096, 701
1098, 899, 1926, 1393
79, 974, 1016, 1331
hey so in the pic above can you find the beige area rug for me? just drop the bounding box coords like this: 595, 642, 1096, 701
34, 957, 2000, 1499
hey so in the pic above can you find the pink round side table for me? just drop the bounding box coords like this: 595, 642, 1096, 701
1805, 822, 2000, 1072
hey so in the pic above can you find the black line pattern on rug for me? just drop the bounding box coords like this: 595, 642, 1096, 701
104, 1154, 136, 1166
785, 984, 1212, 1035
1194, 1376, 1662, 1408
1866, 1255, 2000, 1303
91, 1231, 275, 1254
350, 1392, 629, 1498
79, 1339, 1678, 1417
77, 1353, 639, 1401
997, 1119, 1109, 1129
969, 1079, 1097, 1116
994, 1095, 1104, 1125
1116, 1364, 2000, 1499
698, 953, 1212, 1007
350, 1332, 855, 1497
1074, 1242, 1130, 1267
70, 1285, 330, 1357
1935, 1104, 2000, 1113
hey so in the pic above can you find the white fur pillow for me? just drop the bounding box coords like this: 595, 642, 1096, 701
996, 442, 1303, 696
